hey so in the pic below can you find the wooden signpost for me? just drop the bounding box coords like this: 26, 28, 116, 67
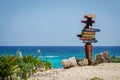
77, 14, 100, 65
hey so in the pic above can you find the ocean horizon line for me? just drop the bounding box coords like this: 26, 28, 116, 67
0, 46, 120, 47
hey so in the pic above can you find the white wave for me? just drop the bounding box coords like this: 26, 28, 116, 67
115, 56, 120, 58
37, 49, 41, 53
41, 56, 58, 58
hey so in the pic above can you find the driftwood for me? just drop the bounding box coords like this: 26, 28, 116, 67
62, 57, 77, 69
76, 58, 88, 66
94, 51, 110, 64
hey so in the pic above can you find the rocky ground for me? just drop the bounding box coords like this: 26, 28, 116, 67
28, 63, 120, 80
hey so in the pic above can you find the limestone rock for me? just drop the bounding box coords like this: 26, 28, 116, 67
68, 57, 77, 67
102, 51, 110, 62
76, 58, 88, 66
62, 59, 70, 68
62, 57, 77, 68
94, 51, 110, 64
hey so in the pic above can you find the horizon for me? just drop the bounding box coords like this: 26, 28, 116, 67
0, 46, 120, 47
0, 0, 120, 46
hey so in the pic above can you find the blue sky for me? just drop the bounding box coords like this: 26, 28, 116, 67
0, 0, 120, 46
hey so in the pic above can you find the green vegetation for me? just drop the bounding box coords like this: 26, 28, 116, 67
110, 55, 120, 63
44, 61, 53, 70
0, 51, 53, 80
0, 55, 20, 80
91, 77, 104, 80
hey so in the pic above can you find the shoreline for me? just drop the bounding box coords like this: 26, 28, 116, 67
29, 63, 120, 80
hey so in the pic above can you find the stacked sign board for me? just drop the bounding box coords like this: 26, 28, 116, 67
77, 14, 100, 43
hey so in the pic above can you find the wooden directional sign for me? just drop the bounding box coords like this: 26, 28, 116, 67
84, 14, 96, 19
81, 20, 95, 23
80, 37, 95, 40
87, 14, 96, 18
85, 28, 101, 32
82, 32, 95, 35
82, 40, 98, 43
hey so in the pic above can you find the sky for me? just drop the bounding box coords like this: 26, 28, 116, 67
0, 0, 120, 46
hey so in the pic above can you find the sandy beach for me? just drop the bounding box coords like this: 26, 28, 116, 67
29, 63, 120, 80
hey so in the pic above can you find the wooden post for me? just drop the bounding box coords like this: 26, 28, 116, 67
77, 14, 100, 65
85, 43, 92, 65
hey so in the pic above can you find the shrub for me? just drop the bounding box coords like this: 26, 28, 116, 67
91, 77, 103, 80
0, 52, 53, 79
110, 55, 120, 63
44, 61, 53, 70
0, 55, 20, 79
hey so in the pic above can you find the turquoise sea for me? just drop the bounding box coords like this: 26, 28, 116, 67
0, 46, 120, 68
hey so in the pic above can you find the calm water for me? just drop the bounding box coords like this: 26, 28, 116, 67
0, 46, 120, 68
